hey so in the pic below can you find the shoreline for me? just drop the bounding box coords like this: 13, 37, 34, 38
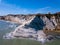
0, 20, 19, 24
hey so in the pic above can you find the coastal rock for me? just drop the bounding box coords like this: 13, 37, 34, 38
0, 13, 60, 30
2, 13, 60, 43
37, 30, 47, 43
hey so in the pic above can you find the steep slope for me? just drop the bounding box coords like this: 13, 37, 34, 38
42, 16, 55, 30
0, 14, 59, 30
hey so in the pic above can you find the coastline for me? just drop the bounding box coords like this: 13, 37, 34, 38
0, 20, 20, 24
0, 14, 60, 44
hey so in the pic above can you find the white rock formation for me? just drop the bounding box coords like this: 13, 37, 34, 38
42, 16, 55, 30
13, 27, 37, 38
3, 15, 57, 44
13, 16, 35, 35
37, 30, 47, 44
50, 16, 57, 26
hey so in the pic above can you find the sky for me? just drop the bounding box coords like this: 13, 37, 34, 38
0, 0, 60, 15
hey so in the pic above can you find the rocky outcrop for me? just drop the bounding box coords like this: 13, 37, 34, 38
0, 13, 60, 30
3, 27, 47, 44
2, 12, 60, 44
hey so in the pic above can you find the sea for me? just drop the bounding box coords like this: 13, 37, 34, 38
0, 20, 19, 38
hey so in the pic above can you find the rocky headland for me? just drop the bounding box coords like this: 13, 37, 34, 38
0, 12, 60, 30
1, 12, 60, 43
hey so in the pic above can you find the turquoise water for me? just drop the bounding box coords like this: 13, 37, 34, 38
0, 20, 19, 38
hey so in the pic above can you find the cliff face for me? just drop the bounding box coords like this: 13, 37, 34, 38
0, 13, 60, 30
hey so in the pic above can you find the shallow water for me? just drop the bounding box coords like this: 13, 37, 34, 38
0, 20, 19, 38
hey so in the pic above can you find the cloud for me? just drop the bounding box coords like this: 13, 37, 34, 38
0, 5, 56, 16
35, 7, 60, 14
0, 0, 60, 16
0, 2, 35, 15
34, 7, 50, 14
